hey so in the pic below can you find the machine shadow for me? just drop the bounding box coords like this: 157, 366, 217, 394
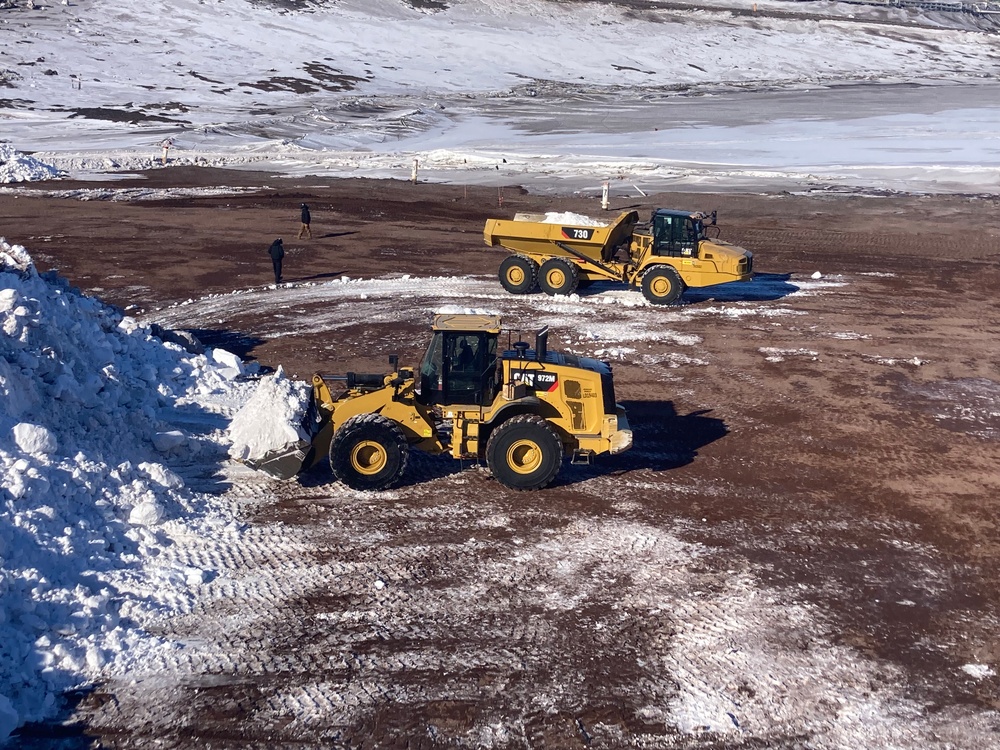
561, 400, 729, 484
292, 271, 348, 283
182, 327, 268, 364
566, 272, 797, 303
682, 272, 797, 303
11, 689, 100, 749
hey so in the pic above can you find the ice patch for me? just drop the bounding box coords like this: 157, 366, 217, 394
961, 664, 995, 679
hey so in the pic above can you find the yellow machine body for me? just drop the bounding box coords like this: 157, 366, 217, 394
245, 314, 631, 491
484, 208, 753, 304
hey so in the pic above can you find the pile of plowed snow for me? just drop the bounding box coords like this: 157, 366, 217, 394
0, 239, 254, 740
0, 145, 65, 184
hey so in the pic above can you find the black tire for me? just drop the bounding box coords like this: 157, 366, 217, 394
538, 258, 579, 296
498, 255, 538, 294
641, 265, 685, 305
329, 414, 409, 490
485, 414, 563, 491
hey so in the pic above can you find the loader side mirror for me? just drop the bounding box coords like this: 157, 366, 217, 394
710, 210, 717, 226
388, 354, 399, 371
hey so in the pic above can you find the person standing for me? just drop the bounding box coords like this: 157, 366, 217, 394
268, 238, 285, 284
297, 203, 312, 239
160, 138, 173, 165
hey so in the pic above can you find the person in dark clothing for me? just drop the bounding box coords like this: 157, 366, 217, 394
268, 238, 284, 284
297, 203, 312, 239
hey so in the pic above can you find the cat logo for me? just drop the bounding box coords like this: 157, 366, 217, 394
516, 371, 559, 392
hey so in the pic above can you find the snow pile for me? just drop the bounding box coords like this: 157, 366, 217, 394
0, 239, 249, 739
542, 212, 609, 227
227, 367, 310, 462
0, 144, 65, 184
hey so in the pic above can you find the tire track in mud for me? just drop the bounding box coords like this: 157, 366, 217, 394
73, 462, 1000, 749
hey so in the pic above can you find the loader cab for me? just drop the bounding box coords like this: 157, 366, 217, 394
651, 210, 702, 258
419, 314, 501, 406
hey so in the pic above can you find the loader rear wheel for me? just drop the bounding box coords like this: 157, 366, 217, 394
498, 255, 538, 294
486, 414, 563, 491
641, 265, 685, 305
330, 414, 409, 491
538, 258, 579, 296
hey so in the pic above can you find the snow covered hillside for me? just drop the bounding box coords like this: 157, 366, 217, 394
2, 0, 1000, 192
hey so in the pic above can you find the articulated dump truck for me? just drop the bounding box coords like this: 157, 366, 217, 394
483, 208, 754, 305
242, 314, 632, 492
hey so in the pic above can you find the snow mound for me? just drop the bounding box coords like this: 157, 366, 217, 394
0, 144, 65, 184
227, 367, 311, 462
0, 239, 250, 739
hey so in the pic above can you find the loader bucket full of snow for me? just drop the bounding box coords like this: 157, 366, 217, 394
243, 439, 313, 480
227, 369, 316, 479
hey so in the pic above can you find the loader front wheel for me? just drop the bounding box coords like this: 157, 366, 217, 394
498, 255, 538, 294
486, 415, 563, 491
539, 258, 579, 296
330, 414, 409, 491
641, 265, 685, 305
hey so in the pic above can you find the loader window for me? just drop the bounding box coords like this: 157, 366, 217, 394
445, 333, 490, 405
421, 332, 500, 406
419, 332, 445, 404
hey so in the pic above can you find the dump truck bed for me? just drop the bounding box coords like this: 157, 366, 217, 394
483, 210, 639, 263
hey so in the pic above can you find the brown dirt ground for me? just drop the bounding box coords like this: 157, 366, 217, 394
4, 168, 1000, 747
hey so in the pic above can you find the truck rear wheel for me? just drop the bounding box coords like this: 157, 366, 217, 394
486, 414, 563, 491
330, 414, 409, 490
539, 258, 579, 296
641, 266, 685, 305
498, 255, 538, 294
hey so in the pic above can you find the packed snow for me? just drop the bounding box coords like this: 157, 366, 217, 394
0, 239, 256, 740
541, 211, 609, 226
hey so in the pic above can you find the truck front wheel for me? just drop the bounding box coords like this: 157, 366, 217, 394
539, 258, 579, 296
330, 414, 409, 490
641, 266, 685, 305
499, 255, 539, 294
486, 415, 563, 491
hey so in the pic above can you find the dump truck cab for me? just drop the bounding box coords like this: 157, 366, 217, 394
628, 209, 754, 303
648, 209, 703, 257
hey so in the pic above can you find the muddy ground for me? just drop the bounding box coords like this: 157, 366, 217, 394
4, 170, 1000, 748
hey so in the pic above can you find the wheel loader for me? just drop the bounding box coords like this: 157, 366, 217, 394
242, 314, 632, 491
483, 208, 753, 305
